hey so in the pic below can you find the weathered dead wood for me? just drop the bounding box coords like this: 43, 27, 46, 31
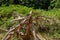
2, 19, 26, 40
2, 11, 41, 40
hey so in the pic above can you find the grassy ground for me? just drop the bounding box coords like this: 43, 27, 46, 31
0, 5, 60, 40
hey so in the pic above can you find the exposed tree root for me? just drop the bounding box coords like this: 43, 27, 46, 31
2, 11, 56, 40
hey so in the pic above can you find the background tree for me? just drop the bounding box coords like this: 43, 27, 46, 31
0, 0, 57, 10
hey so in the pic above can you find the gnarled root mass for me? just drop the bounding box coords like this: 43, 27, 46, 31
2, 11, 57, 40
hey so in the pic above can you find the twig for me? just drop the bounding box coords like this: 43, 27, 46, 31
0, 28, 8, 32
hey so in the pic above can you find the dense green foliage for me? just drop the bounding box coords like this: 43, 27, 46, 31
56, 0, 60, 8
0, 0, 56, 10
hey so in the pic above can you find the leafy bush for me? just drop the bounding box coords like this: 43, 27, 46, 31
0, 0, 56, 10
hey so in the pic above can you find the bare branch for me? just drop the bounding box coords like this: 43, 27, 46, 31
0, 28, 8, 32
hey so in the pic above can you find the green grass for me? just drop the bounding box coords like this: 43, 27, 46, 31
0, 5, 32, 15
33, 8, 60, 19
